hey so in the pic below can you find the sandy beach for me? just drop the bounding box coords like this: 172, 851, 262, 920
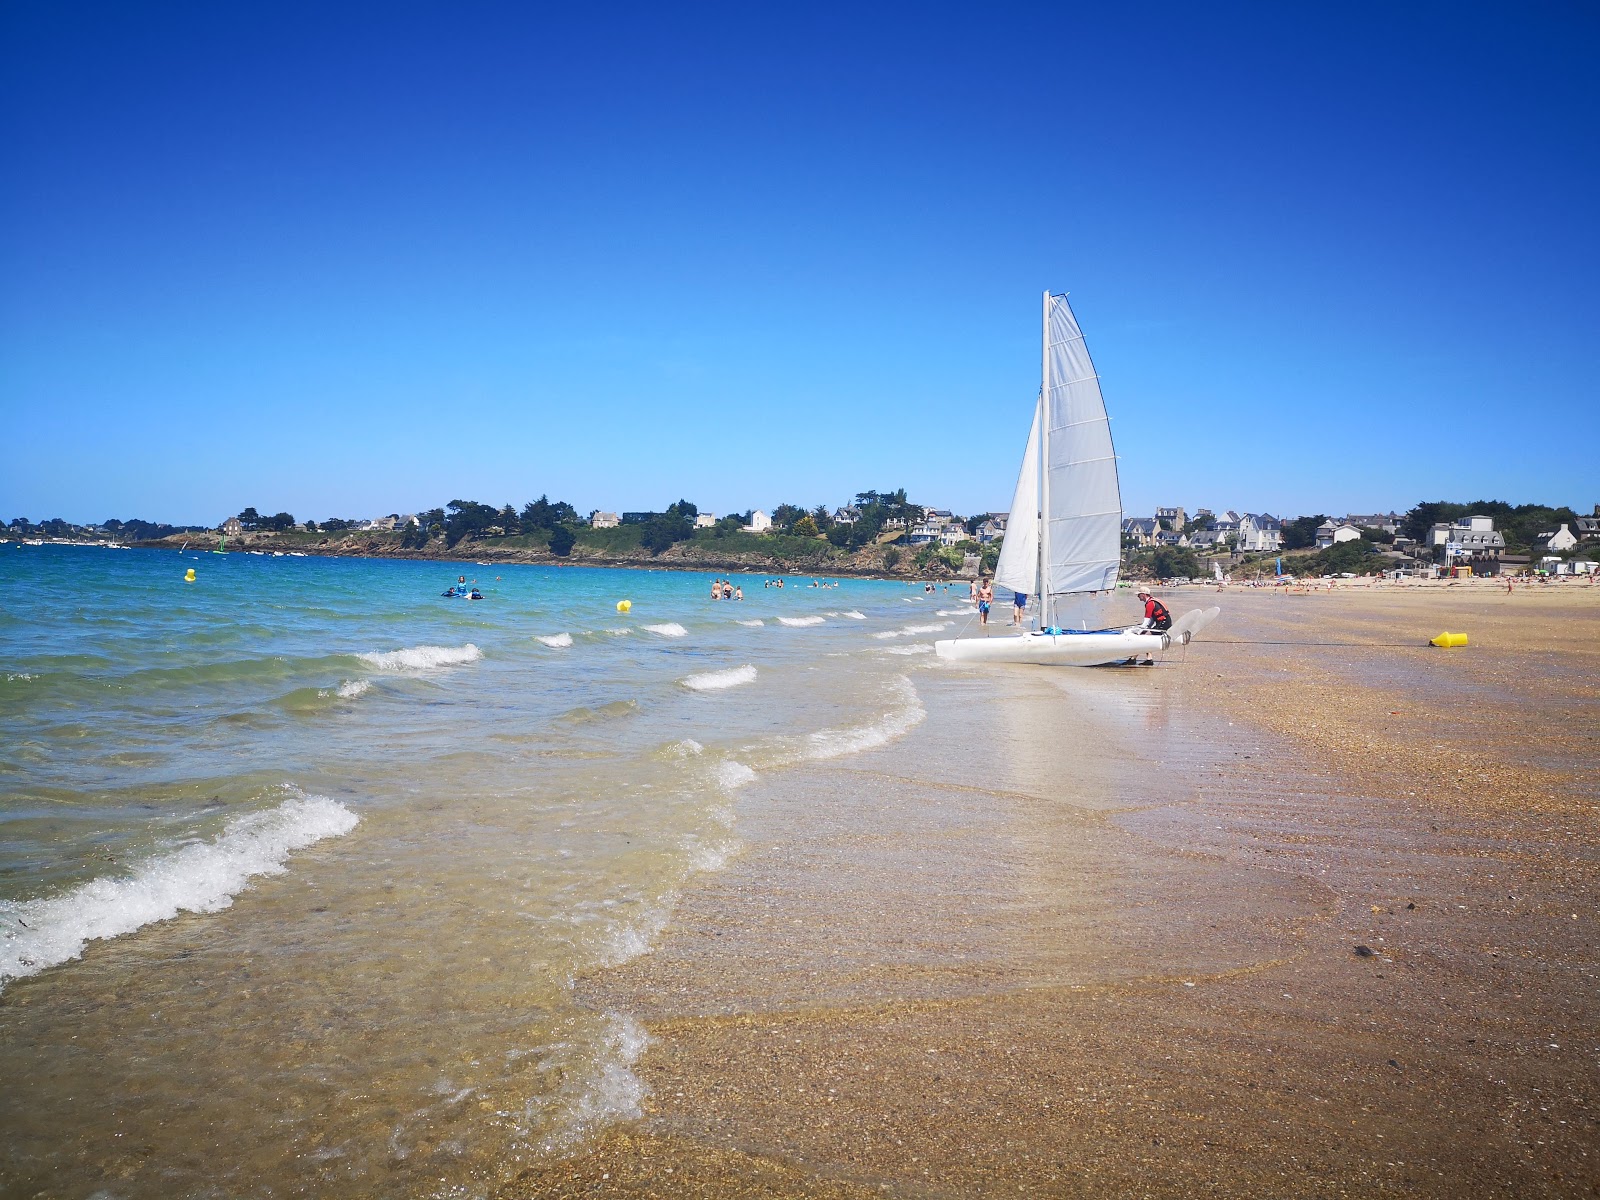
502, 583, 1600, 1198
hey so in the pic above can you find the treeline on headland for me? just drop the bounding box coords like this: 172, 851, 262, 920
81, 489, 978, 575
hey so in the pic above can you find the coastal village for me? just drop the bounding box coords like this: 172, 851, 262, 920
8, 498, 1599, 581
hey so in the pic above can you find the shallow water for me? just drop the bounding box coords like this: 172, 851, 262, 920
0, 544, 955, 1196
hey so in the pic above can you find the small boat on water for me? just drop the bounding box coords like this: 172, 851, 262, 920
935, 292, 1218, 667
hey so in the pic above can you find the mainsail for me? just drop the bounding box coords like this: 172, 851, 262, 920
1041, 293, 1121, 616
992, 396, 1040, 597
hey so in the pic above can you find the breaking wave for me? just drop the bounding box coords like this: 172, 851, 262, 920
883, 644, 934, 655
0, 788, 358, 990
536, 633, 574, 648
358, 643, 482, 672
871, 622, 952, 639
842, 610, 866, 619
777, 616, 825, 627
642, 623, 687, 638
682, 665, 757, 692
333, 679, 371, 698
735, 619, 765, 627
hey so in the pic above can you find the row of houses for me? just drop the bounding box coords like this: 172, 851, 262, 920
1123, 510, 1285, 553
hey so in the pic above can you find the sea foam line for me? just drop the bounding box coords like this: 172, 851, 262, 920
735, 618, 765, 627
871, 622, 952, 639
764, 675, 926, 766
536, 633, 574, 648
358, 643, 482, 671
0, 788, 358, 990
642, 622, 688, 638
777, 616, 826, 627
681, 664, 757, 692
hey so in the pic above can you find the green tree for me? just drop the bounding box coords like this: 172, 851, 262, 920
792, 514, 820, 538
1282, 514, 1326, 551
265, 511, 296, 532
548, 525, 576, 556
236, 507, 262, 530
1150, 546, 1203, 579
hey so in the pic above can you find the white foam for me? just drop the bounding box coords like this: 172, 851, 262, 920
568, 1011, 651, 1128
335, 679, 371, 698
358, 643, 482, 672
642, 622, 687, 638
842, 610, 866, 619
936, 608, 971, 616
735, 618, 765, 627
682, 665, 757, 692
902, 597, 920, 603
777, 616, 825, 627
713, 759, 758, 791
669, 738, 704, 757
536, 632, 574, 648
872, 622, 952, 639
604, 627, 631, 636
0, 788, 358, 989
775, 676, 925, 765
5, 672, 38, 681
883, 644, 934, 655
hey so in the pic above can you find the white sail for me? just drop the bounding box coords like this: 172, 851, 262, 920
1043, 294, 1121, 600
992, 396, 1040, 597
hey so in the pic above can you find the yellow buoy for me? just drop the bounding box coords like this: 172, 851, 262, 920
184, 568, 196, 582
1430, 631, 1468, 648
616, 599, 632, 613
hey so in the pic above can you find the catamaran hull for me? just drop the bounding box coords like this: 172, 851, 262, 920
934, 606, 1221, 667
933, 630, 1166, 666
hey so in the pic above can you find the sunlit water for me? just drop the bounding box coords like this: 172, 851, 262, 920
0, 544, 966, 1195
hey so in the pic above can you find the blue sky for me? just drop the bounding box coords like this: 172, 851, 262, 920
3, 1, 1596, 525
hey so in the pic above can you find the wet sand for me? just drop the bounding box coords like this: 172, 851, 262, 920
502, 584, 1599, 1198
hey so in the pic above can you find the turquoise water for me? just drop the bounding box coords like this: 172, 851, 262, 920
0, 542, 964, 1195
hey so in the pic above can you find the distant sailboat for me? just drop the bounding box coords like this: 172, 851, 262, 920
936, 292, 1217, 666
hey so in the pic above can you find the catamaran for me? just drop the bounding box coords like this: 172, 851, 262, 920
935, 292, 1217, 666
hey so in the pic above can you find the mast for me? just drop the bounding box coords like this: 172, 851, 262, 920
1038, 290, 1051, 629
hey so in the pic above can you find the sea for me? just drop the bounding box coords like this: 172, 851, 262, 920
0, 543, 968, 1196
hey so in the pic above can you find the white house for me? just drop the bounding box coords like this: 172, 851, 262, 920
831, 506, 859, 526
977, 514, 1007, 544
1122, 517, 1160, 547
591, 511, 620, 529
1237, 513, 1282, 553
1540, 523, 1579, 553
1155, 506, 1187, 530
1316, 521, 1364, 549
693, 513, 718, 529
743, 510, 772, 534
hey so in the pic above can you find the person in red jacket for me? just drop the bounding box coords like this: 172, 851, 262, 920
1135, 590, 1172, 632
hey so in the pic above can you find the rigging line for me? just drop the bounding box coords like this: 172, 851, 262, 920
1201, 639, 1441, 648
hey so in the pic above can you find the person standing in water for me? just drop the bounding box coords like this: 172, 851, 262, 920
978, 578, 994, 626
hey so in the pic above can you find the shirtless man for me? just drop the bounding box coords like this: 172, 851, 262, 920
978, 578, 994, 626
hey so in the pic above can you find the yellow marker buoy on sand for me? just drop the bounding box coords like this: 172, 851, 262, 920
1430, 631, 1468, 648
184, 568, 196, 583
616, 599, 632, 613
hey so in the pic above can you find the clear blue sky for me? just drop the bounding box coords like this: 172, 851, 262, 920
3, 1, 1596, 525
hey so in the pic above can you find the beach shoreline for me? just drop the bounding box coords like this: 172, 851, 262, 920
500, 586, 1599, 1198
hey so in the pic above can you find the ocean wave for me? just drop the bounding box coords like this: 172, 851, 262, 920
358, 643, 482, 671
536, 633, 574, 648
0, 788, 358, 990
642, 622, 687, 638
766, 676, 925, 766
604, 627, 632, 636
777, 616, 825, 627
682, 665, 757, 692
546, 1012, 652, 1149
668, 738, 704, 757
883, 644, 934, 655
842, 610, 866, 619
936, 608, 971, 616
713, 759, 758, 791
735, 619, 765, 627
335, 679, 371, 699
872, 622, 952, 639
556, 698, 639, 724
4, 672, 37, 682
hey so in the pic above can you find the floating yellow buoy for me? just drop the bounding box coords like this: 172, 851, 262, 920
1430, 631, 1468, 648
184, 568, 196, 583
616, 599, 632, 613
